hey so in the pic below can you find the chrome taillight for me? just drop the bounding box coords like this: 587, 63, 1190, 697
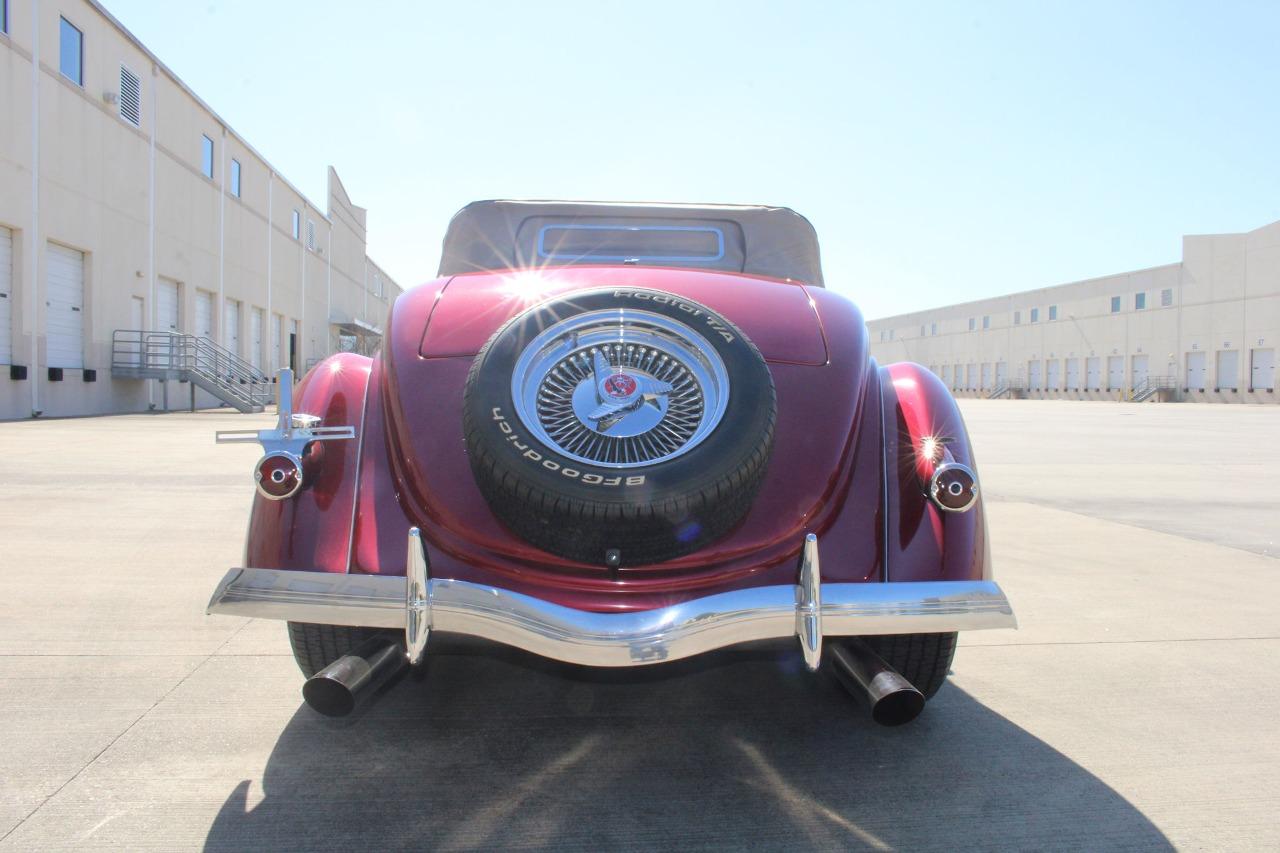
255, 451, 304, 500
929, 462, 978, 513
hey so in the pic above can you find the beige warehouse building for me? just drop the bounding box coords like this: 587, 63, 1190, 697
868, 218, 1280, 404
0, 0, 402, 420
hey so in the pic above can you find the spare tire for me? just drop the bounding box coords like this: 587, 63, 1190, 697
462, 288, 775, 566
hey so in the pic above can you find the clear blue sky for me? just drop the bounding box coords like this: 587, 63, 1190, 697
102, 0, 1280, 320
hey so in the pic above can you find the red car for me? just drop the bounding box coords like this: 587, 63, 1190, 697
208, 201, 1015, 725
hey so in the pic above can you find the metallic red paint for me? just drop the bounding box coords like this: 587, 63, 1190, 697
242, 267, 986, 612
879, 362, 988, 583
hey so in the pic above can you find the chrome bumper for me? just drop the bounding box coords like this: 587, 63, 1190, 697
207, 530, 1016, 668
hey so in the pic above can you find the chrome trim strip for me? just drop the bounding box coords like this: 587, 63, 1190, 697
795, 533, 822, 670
208, 569, 1016, 668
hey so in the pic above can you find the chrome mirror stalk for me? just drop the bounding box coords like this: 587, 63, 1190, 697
215, 368, 355, 455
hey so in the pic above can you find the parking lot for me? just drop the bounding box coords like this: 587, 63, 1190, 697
1, 399, 1277, 851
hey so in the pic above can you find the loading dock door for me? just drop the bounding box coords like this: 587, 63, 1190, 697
1046, 359, 1061, 390
1065, 358, 1080, 390
1251, 348, 1275, 391
224, 300, 240, 359
1086, 357, 1102, 390
1028, 360, 1042, 390
1107, 356, 1124, 391
1186, 351, 1206, 390
995, 361, 1007, 386
1131, 354, 1149, 389
1216, 350, 1238, 391
195, 290, 213, 338
941, 365, 951, 387
966, 364, 977, 389
0, 226, 12, 364
981, 363, 993, 390
46, 244, 85, 369
128, 297, 144, 366
250, 308, 263, 370
157, 279, 180, 333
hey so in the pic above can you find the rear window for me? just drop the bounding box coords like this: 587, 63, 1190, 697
537, 224, 726, 263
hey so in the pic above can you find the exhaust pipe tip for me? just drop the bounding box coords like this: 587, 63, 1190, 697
302, 673, 360, 718
829, 640, 926, 727
302, 637, 407, 718
865, 671, 926, 727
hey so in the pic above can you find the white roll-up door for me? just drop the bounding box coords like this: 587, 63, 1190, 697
966, 364, 977, 389
271, 314, 281, 369
224, 299, 240, 357
1186, 351, 1206, 390
157, 278, 179, 333
195, 290, 213, 338
250, 307, 263, 369
46, 244, 85, 369
1046, 359, 1060, 390
1065, 359, 1080, 390
1028, 360, 1042, 390
995, 361, 1007, 386
0, 226, 12, 364
1216, 350, 1238, 390
1086, 357, 1102, 390
981, 363, 993, 390
940, 365, 951, 387
1251, 348, 1275, 391
1107, 356, 1124, 390
1131, 354, 1149, 388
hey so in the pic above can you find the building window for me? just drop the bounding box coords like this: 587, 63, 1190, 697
930, 322, 937, 336
1049, 305, 1058, 321
968, 318, 976, 331
888, 328, 895, 340
1014, 311, 1021, 325
60, 17, 83, 86
1030, 307, 1039, 323
291, 210, 300, 240
1135, 292, 1146, 310
1161, 288, 1173, 307
982, 315, 990, 330
230, 159, 241, 197
118, 65, 142, 127
2, 0, 8, 35
374, 274, 383, 298
879, 330, 886, 342
201, 135, 214, 179
306, 219, 316, 250
1110, 296, 1121, 313
919, 325, 926, 337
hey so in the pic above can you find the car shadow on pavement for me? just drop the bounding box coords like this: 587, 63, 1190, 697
204, 638, 1171, 852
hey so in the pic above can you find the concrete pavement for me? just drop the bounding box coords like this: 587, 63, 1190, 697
0, 400, 1277, 851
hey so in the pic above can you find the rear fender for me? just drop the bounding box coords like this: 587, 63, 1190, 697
879, 362, 990, 582
244, 353, 374, 572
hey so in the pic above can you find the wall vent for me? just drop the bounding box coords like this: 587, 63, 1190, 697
119, 65, 142, 127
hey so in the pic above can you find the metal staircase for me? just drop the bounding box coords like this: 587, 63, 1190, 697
1127, 375, 1177, 403
988, 379, 1026, 400
111, 330, 272, 413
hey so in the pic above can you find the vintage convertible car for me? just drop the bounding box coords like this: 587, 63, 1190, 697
208, 201, 1015, 725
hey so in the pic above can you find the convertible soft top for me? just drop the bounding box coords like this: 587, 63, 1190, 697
437, 200, 825, 286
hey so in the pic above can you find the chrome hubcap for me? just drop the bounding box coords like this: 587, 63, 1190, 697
511, 308, 730, 468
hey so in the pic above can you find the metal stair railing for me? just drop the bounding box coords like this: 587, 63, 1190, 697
111, 330, 273, 412
988, 379, 1026, 399
1128, 375, 1176, 403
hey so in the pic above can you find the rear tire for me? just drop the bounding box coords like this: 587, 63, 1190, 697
286, 622, 389, 678
861, 632, 957, 699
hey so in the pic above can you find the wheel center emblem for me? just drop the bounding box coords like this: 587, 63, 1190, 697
603, 373, 638, 398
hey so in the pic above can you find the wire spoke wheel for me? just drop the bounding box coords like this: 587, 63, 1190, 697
512, 310, 729, 468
